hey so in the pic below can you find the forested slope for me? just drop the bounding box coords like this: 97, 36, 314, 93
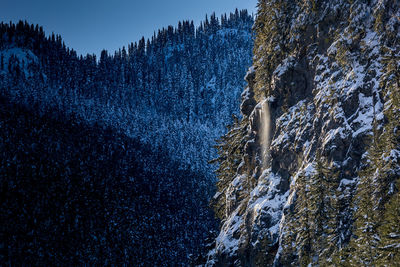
0, 10, 253, 174
0, 94, 217, 266
0, 10, 254, 266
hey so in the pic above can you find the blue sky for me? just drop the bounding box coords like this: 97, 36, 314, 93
1, 0, 258, 57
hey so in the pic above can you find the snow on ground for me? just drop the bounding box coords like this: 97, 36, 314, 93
0, 47, 38, 77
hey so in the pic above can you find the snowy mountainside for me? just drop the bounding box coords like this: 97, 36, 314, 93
208, 0, 399, 266
0, 10, 253, 175
0, 10, 253, 266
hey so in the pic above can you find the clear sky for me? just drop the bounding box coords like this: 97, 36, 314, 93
1, 0, 258, 57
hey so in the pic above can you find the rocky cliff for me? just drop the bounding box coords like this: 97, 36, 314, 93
207, 0, 399, 266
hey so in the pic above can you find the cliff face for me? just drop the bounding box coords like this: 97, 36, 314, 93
208, 0, 400, 266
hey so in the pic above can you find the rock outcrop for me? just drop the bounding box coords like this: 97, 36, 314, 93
207, 0, 400, 266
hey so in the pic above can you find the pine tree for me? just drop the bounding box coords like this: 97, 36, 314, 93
376, 183, 400, 266
1, 53, 4, 70
210, 115, 248, 220
252, 0, 294, 101
279, 172, 314, 266
278, 173, 310, 266
295, 173, 313, 266
310, 159, 341, 265
345, 165, 381, 266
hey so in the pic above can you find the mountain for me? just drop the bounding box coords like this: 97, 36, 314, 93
0, 10, 253, 175
207, 0, 399, 266
0, 10, 253, 266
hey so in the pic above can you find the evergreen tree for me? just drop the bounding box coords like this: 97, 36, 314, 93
211, 115, 247, 220
278, 172, 313, 266
252, 0, 293, 101
376, 182, 400, 265
345, 166, 381, 266
309, 159, 340, 265
294, 173, 313, 266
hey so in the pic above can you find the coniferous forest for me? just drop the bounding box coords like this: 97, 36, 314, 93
2, 1, 400, 266
0, 10, 253, 266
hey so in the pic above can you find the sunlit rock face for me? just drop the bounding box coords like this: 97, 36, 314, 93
207, 0, 400, 266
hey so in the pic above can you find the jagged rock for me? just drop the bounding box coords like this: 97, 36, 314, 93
241, 67, 257, 116
271, 56, 312, 110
